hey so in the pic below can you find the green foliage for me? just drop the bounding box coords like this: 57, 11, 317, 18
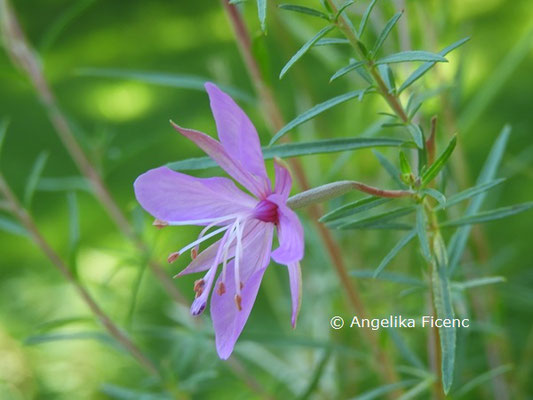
441, 202, 533, 228
373, 229, 416, 277
372, 11, 403, 55
375, 51, 447, 65
421, 135, 457, 186
358, 0, 378, 37
278, 4, 330, 20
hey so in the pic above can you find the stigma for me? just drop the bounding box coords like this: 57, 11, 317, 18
253, 199, 279, 224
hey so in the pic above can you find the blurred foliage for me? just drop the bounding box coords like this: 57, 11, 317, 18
0, 0, 532, 399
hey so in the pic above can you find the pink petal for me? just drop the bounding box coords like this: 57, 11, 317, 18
134, 166, 255, 224
273, 159, 292, 200
268, 194, 304, 264
171, 122, 267, 198
205, 82, 270, 195
287, 262, 302, 328
211, 224, 274, 359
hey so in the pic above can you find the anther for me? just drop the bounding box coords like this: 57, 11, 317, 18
234, 294, 242, 311
191, 248, 198, 260
240, 281, 244, 290
167, 252, 180, 263
216, 282, 226, 295
153, 219, 168, 229
193, 279, 205, 297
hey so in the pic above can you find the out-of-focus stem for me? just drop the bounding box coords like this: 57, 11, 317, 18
221, 0, 402, 393
0, 172, 160, 378
0, 0, 186, 305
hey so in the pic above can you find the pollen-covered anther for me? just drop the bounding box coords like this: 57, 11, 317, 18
216, 282, 226, 295
191, 248, 198, 259
153, 219, 168, 229
167, 252, 180, 263
193, 279, 205, 297
234, 294, 242, 311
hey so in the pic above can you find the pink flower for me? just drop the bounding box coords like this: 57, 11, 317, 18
134, 83, 304, 359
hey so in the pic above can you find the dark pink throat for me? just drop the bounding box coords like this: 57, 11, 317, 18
253, 199, 279, 224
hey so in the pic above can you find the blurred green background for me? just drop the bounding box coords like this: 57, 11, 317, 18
0, 0, 532, 398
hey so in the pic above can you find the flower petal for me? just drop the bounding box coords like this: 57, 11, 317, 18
268, 194, 304, 264
205, 82, 270, 195
171, 122, 267, 198
287, 262, 302, 328
211, 224, 273, 359
273, 159, 292, 200
134, 166, 255, 224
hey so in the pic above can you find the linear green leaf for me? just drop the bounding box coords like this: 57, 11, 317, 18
374, 229, 416, 277
279, 25, 334, 79
375, 51, 447, 65
336, 206, 416, 229
257, 0, 267, 31
169, 137, 404, 171
397, 378, 434, 400
353, 379, 419, 400
407, 123, 424, 149
270, 89, 367, 144
422, 135, 457, 186
389, 330, 425, 369
330, 60, 366, 82
335, 0, 356, 20
431, 237, 455, 394
416, 206, 431, 261
441, 202, 533, 228
422, 188, 446, 208
24, 151, 49, 207
378, 64, 396, 93
448, 127, 510, 275
372, 11, 403, 55
278, 4, 330, 20
0, 118, 9, 157
350, 269, 425, 286
320, 196, 391, 222
315, 38, 350, 46
398, 37, 470, 93
454, 365, 513, 398
373, 150, 408, 189
76, 68, 254, 103
0, 216, 28, 237
452, 276, 505, 291
434, 178, 506, 210
37, 177, 91, 192
358, 0, 378, 37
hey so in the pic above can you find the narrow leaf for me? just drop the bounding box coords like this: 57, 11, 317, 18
441, 202, 533, 228
431, 237, 456, 394
376, 51, 447, 65
270, 89, 367, 144
37, 176, 91, 192
399, 37, 470, 93
372, 11, 403, 55
257, 0, 267, 31
407, 123, 424, 149
0, 216, 28, 237
320, 197, 391, 222
378, 64, 396, 93
315, 38, 350, 46
358, 0, 378, 37
279, 25, 334, 79
350, 269, 425, 286
0, 118, 9, 157
330, 60, 365, 82
415, 206, 431, 261
434, 178, 506, 210
422, 135, 457, 186
76, 68, 254, 103
335, 0, 356, 20
452, 276, 505, 291
397, 378, 434, 400
454, 365, 512, 398
24, 151, 49, 207
422, 188, 446, 208
170, 137, 404, 171
448, 127, 510, 275
373, 150, 408, 189
354, 379, 419, 400
374, 230, 416, 277
336, 206, 416, 229
278, 4, 330, 20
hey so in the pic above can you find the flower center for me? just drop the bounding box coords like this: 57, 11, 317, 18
253, 199, 279, 224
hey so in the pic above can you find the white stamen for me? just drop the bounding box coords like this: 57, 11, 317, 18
192, 216, 234, 257
164, 214, 240, 227
176, 225, 229, 255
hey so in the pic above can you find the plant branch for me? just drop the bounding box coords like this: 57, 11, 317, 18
0, 172, 160, 378
0, 0, 186, 305
221, 0, 402, 393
